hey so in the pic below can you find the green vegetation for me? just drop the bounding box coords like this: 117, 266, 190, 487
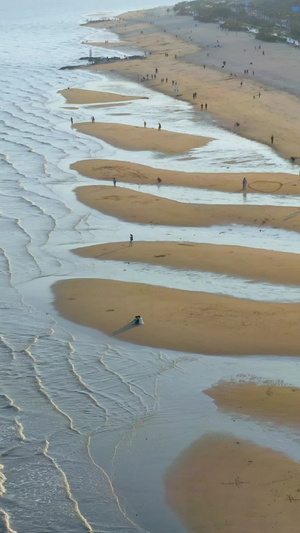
255, 32, 286, 42
173, 0, 300, 40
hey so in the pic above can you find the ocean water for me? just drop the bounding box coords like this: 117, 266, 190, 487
1, 1, 300, 532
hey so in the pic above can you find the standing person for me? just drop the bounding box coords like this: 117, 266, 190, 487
113, 178, 116, 187
129, 234, 133, 246
91, 116, 95, 123
271, 135, 274, 144
158, 123, 161, 130
243, 177, 248, 190
144, 121, 147, 127
70, 117, 73, 125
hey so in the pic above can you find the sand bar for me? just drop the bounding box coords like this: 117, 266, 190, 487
71, 159, 299, 195
165, 436, 300, 532
53, 278, 300, 356
58, 88, 144, 104
73, 241, 300, 287
85, 11, 300, 160
205, 381, 300, 429
73, 122, 213, 153
75, 185, 300, 233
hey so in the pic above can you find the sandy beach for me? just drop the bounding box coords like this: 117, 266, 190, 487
73, 241, 300, 286
165, 436, 300, 532
52, 278, 300, 356
59, 87, 145, 104
75, 184, 300, 232
73, 121, 213, 153
71, 158, 299, 194
84, 8, 300, 160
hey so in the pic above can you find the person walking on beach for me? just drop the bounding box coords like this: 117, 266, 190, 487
243, 177, 248, 190
91, 116, 95, 123
113, 178, 116, 187
158, 123, 161, 130
70, 117, 73, 125
129, 234, 133, 246
144, 121, 147, 127
271, 135, 274, 144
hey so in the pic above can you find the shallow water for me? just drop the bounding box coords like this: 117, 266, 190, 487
89, 179, 300, 206
1, 2, 300, 532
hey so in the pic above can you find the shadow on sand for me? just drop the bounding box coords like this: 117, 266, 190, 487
113, 321, 139, 336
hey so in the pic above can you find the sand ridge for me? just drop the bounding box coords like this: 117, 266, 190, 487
58, 88, 144, 104
73, 121, 214, 153
71, 158, 299, 194
205, 381, 300, 429
52, 278, 300, 356
75, 184, 300, 232
165, 436, 300, 532
73, 241, 300, 286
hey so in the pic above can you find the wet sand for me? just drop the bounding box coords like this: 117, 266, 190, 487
73, 241, 300, 286
73, 122, 214, 153
75, 184, 300, 233
165, 436, 300, 532
52, 278, 300, 356
205, 381, 300, 428
84, 9, 300, 160
71, 159, 299, 194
